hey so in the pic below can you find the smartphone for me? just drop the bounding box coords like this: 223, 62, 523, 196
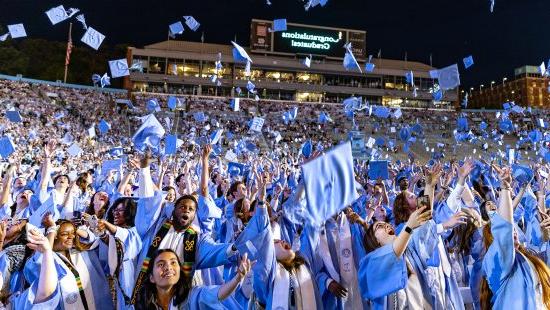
416, 195, 431, 212
72, 211, 83, 226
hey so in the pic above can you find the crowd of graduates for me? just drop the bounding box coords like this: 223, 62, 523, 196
0, 79, 549, 309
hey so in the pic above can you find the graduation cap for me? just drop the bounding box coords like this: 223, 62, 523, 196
164, 134, 178, 155
503, 102, 512, 110
480, 121, 488, 131
318, 111, 332, 124
6, 110, 22, 123
512, 164, 534, 185
499, 119, 514, 132
375, 137, 385, 147
365, 55, 375, 73
437, 64, 461, 90
194, 112, 206, 123
228, 162, 245, 177
167, 96, 178, 110
373, 106, 390, 118
249, 117, 265, 132
303, 55, 312, 68
368, 160, 389, 180
231, 41, 253, 63
183, 16, 200, 31
0, 136, 15, 159
100, 73, 110, 88
147, 99, 161, 112
81, 27, 105, 50
457, 117, 469, 132
67, 143, 83, 157
343, 43, 362, 72
246, 80, 256, 93
108, 58, 130, 78
463, 55, 474, 69
271, 19, 287, 32
412, 123, 423, 134
210, 129, 223, 145
7, 24, 27, 39
399, 127, 411, 141
432, 89, 443, 101
169, 21, 184, 37
98, 119, 110, 134
45, 5, 80, 25
302, 140, 313, 158
529, 130, 543, 143
132, 114, 166, 152
301, 142, 358, 227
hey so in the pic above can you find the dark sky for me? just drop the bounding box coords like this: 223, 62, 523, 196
1, 0, 550, 87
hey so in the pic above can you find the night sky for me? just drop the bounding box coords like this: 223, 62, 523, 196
1, 0, 550, 87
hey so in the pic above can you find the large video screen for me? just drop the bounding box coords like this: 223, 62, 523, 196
273, 25, 346, 57
251, 20, 366, 59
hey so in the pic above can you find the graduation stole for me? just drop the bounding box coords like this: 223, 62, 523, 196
60, 254, 90, 310
107, 236, 131, 306
129, 221, 198, 305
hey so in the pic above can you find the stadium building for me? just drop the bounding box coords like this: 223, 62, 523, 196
125, 19, 458, 108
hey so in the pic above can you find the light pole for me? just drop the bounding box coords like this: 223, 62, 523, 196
491, 81, 495, 89
480, 84, 484, 91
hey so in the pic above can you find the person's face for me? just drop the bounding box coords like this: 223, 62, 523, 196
484, 201, 497, 215
405, 192, 417, 210
165, 188, 176, 202
274, 239, 295, 263
398, 178, 409, 191
16, 190, 33, 206
54, 223, 76, 252
236, 184, 247, 200
374, 206, 386, 221
237, 199, 252, 223
163, 174, 174, 186
14, 177, 26, 189
113, 203, 126, 226
221, 179, 230, 193
55, 176, 69, 189
84, 173, 93, 184
173, 198, 196, 229
373, 221, 395, 246
150, 251, 180, 289
93, 192, 108, 209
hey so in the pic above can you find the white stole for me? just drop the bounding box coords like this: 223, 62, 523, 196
272, 263, 316, 310
57, 251, 97, 310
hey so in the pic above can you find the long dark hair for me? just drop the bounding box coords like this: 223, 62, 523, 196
393, 192, 412, 226
85, 192, 110, 219
363, 224, 381, 253
135, 249, 192, 310
446, 208, 481, 255
106, 197, 137, 227
479, 223, 550, 309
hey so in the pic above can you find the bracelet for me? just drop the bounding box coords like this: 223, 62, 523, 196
46, 225, 59, 235
404, 226, 413, 234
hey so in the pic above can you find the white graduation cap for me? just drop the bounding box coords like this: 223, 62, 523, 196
67, 143, 83, 157
303, 55, 312, 68
109, 58, 130, 78
231, 41, 253, 63
81, 27, 105, 50
183, 16, 200, 31
7, 24, 27, 39
45, 5, 79, 25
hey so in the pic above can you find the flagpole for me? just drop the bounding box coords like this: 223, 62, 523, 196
63, 22, 72, 84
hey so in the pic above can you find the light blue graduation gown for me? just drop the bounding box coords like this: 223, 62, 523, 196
24, 250, 113, 310
9, 282, 61, 310
97, 226, 142, 310
358, 243, 407, 310
314, 218, 368, 310
234, 206, 323, 309
482, 213, 543, 309
134, 191, 233, 282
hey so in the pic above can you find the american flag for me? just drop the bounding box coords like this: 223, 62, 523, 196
65, 30, 72, 66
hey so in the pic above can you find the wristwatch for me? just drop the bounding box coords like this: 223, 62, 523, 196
404, 226, 413, 234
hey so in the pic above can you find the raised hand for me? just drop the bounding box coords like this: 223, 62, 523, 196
406, 206, 432, 229
26, 229, 52, 254
236, 252, 253, 280
442, 211, 468, 230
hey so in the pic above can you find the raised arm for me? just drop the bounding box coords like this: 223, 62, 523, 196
393, 206, 431, 257
512, 183, 528, 210
0, 165, 15, 206
494, 165, 514, 223
26, 229, 57, 303
39, 140, 56, 193
200, 145, 212, 197
217, 253, 252, 300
